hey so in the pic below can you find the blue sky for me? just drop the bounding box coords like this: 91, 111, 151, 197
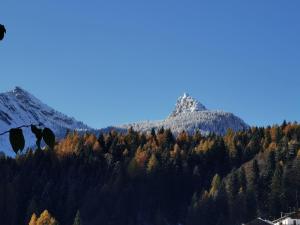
0, 1, 299, 128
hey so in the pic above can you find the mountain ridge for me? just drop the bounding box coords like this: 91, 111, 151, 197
0, 86, 91, 155
105, 93, 249, 135
0, 88, 249, 155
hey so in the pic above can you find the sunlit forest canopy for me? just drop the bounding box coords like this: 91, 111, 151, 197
1, 122, 300, 225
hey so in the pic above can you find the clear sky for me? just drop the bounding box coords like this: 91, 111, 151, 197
0, 1, 299, 128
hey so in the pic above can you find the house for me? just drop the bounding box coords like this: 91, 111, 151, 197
272, 211, 300, 225
243, 218, 274, 225
242, 211, 300, 225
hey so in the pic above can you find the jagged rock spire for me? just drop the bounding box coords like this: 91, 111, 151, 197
12, 86, 29, 96
169, 93, 207, 118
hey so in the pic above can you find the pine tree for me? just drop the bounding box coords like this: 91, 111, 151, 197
228, 170, 241, 223
266, 151, 276, 179
187, 191, 214, 225
281, 120, 287, 129
26, 199, 38, 225
251, 160, 260, 189
235, 187, 247, 224
73, 210, 81, 225
214, 181, 229, 225
151, 128, 156, 138
163, 128, 174, 150
250, 159, 265, 215
228, 170, 240, 199
269, 163, 283, 217
245, 188, 257, 221
239, 167, 247, 191
97, 133, 105, 150
192, 130, 202, 147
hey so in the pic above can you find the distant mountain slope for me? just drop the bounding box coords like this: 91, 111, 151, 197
106, 93, 249, 135
0, 88, 249, 155
0, 87, 91, 155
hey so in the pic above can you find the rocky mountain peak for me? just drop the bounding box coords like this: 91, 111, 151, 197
169, 93, 207, 118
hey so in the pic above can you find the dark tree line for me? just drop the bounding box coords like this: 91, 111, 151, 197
0, 122, 300, 225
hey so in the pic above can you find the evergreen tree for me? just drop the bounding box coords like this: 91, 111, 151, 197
251, 159, 260, 189
214, 181, 229, 225
239, 167, 247, 191
269, 163, 283, 217
73, 210, 81, 225
97, 133, 105, 151
2, 123, 300, 225
227, 170, 240, 224
228, 170, 240, 199
266, 150, 276, 179
245, 188, 257, 222
235, 187, 247, 224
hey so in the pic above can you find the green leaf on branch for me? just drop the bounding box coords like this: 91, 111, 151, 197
9, 128, 25, 154
31, 125, 43, 149
42, 128, 55, 149
0, 24, 6, 41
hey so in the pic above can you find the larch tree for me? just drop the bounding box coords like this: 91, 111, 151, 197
209, 174, 221, 198
147, 153, 159, 173
36, 210, 59, 225
28, 213, 37, 225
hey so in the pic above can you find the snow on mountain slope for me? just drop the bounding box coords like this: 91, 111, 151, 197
107, 93, 249, 135
169, 93, 206, 117
0, 88, 249, 155
0, 87, 91, 156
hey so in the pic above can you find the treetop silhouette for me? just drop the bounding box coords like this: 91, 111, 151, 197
0, 24, 6, 40
0, 124, 56, 154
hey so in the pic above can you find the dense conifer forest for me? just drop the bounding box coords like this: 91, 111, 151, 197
1, 122, 300, 225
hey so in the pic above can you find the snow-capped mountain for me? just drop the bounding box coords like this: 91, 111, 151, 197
106, 93, 249, 135
0, 87, 91, 156
169, 93, 206, 117
0, 88, 249, 155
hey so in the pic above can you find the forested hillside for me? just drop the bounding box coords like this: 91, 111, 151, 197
1, 122, 300, 225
